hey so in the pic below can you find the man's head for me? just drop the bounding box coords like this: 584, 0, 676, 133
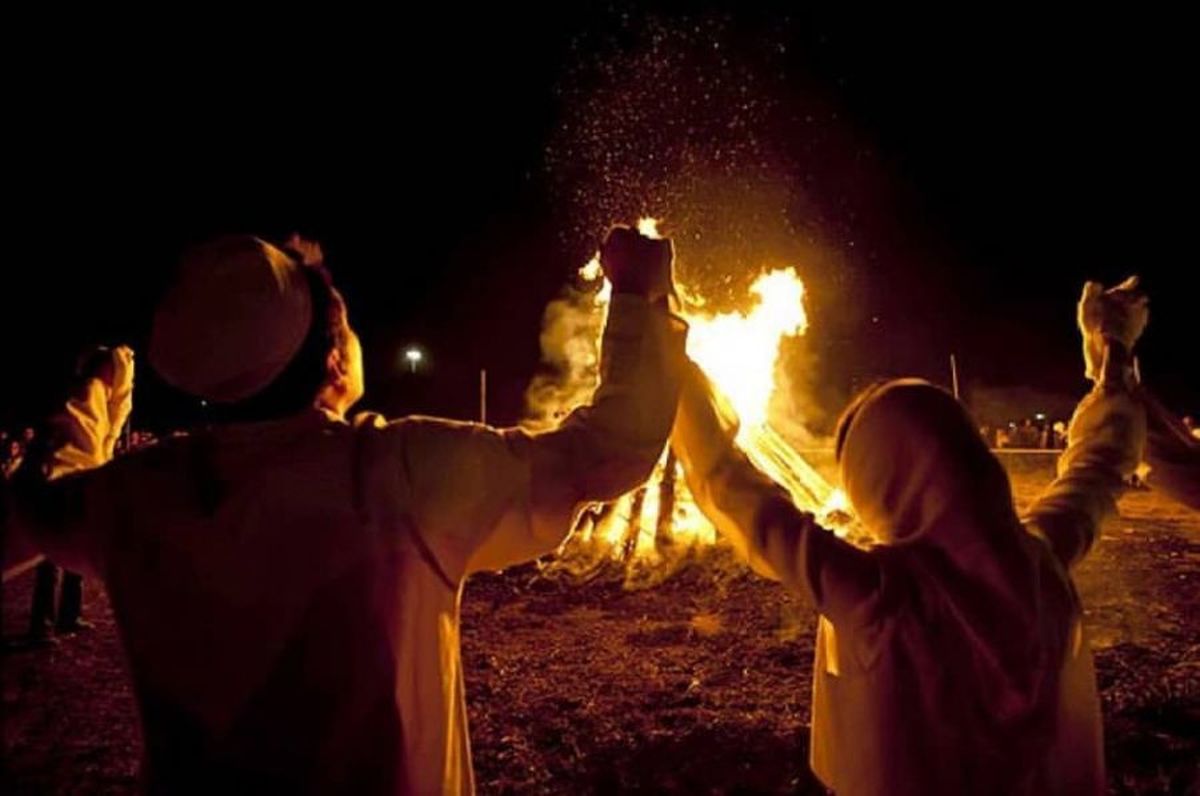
834, 379, 1014, 545
150, 236, 364, 422
227, 265, 365, 421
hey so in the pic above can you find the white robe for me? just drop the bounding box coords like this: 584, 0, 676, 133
8, 295, 686, 795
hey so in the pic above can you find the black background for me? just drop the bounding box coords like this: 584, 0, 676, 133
5, 5, 1196, 430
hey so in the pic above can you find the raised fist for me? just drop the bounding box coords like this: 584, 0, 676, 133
599, 226, 675, 303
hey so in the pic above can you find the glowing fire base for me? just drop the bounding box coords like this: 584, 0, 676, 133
548, 423, 856, 589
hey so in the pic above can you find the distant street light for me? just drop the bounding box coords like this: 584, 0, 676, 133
404, 347, 424, 373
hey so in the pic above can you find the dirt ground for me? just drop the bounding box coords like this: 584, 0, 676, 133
4, 458, 1198, 794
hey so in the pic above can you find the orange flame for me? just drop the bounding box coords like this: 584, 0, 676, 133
684, 268, 807, 431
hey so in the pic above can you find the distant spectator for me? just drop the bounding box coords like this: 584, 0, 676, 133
29, 561, 88, 639
4, 437, 24, 478
1052, 421, 1068, 449
1015, 418, 1039, 448
22, 347, 131, 643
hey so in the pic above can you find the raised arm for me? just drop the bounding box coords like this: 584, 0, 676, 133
371, 228, 688, 580
4, 347, 134, 575
1025, 280, 1147, 567
670, 361, 881, 624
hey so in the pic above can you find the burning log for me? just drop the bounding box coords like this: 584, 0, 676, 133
619, 486, 648, 565
654, 450, 679, 556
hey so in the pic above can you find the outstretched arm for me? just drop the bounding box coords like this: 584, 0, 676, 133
370, 228, 688, 581
1025, 281, 1147, 567
671, 361, 882, 625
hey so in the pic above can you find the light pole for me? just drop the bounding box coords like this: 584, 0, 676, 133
404, 347, 423, 374
479, 369, 487, 425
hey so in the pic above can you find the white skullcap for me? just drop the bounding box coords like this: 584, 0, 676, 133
149, 236, 314, 403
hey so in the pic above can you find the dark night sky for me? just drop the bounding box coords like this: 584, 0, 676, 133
5, 5, 1196, 431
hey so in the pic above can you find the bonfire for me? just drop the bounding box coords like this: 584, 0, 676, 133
527, 219, 858, 587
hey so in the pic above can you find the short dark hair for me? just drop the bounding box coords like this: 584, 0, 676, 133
210, 265, 350, 423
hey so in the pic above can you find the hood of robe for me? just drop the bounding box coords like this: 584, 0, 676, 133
837, 379, 1072, 728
